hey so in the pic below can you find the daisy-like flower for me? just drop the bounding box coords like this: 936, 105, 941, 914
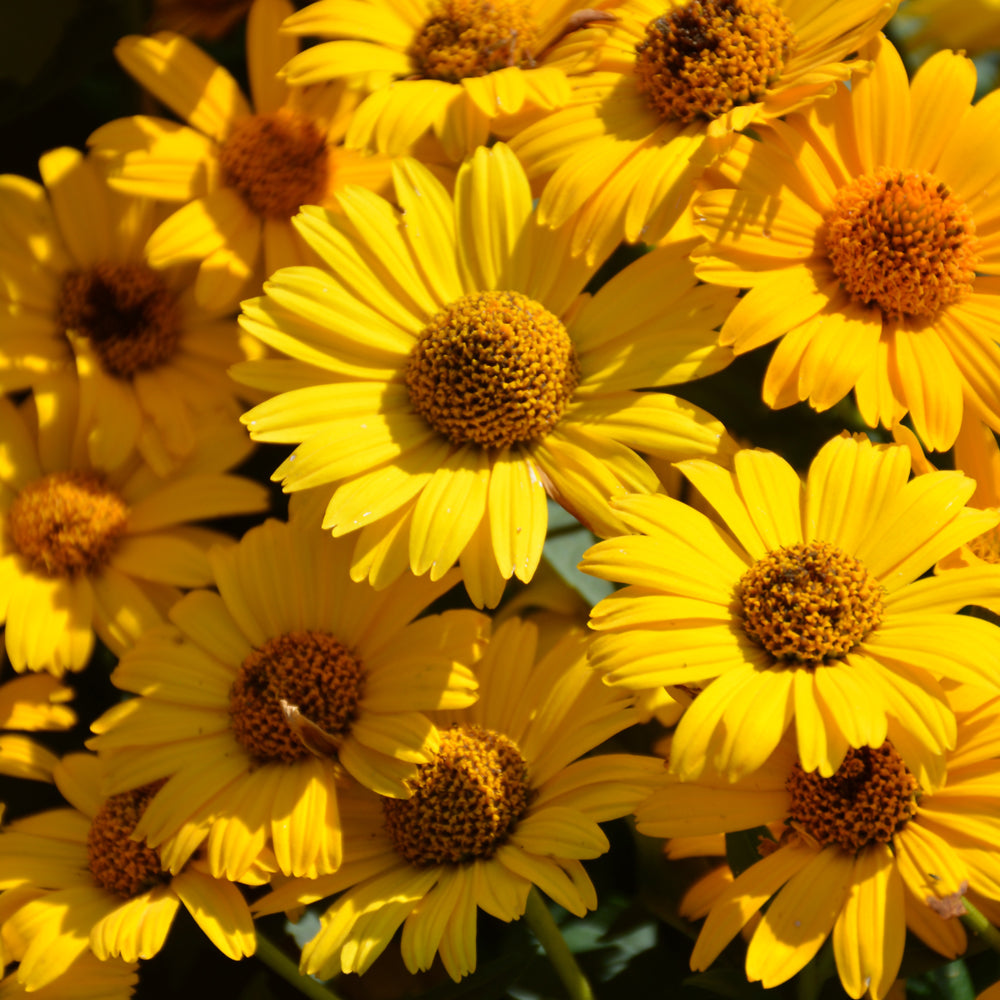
0, 952, 139, 1000
89, 0, 396, 311
509, 0, 896, 264
87, 497, 485, 882
692, 37, 1000, 451
580, 432, 1000, 783
0, 670, 75, 782
251, 617, 662, 981
636, 688, 1000, 999
0, 753, 255, 992
0, 380, 268, 676
233, 143, 736, 608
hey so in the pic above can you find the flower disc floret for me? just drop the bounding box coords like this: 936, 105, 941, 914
824, 167, 980, 320
633, 0, 795, 123
382, 724, 529, 865
786, 742, 919, 853
405, 290, 580, 450
739, 540, 883, 663
229, 631, 365, 764
409, 0, 539, 83
8, 472, 129, 579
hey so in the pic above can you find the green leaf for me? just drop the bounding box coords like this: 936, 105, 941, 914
909, 960, 976, 1000
544, 499, 614, 608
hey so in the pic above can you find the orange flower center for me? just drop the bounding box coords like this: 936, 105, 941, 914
8, 471, 129, 579
739, 540, 883, 664
219, 109, 330, 219
633, 0, 795, 123
229, 631, 365, 764
382, 724, 529, 865
409, 0, 538, 83
785, 743, 919, 853
87, 782, 170, 898
405, 290, 580, 450
824, 168, 980, 321
57, 262, 182, 378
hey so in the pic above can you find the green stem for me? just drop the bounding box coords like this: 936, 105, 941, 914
523, 888, 596, 1000
254, 930, 346, 1000
961, 896, 1000, 955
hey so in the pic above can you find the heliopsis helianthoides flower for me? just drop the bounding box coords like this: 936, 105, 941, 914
635, 686, 1000, 999
0, 147, 258, 474
580, 432, 1000, 784
89, 0, 396, 312
0, 671, 75, 782
87, 500, 485, 882
0, 952, 138, 1000
251, 616, 662, 981
0, 382, 268, 676
508, 0, 896, 265
232, 143, 736, 608
692, 36, 1000, 452
0, 753, 255, 991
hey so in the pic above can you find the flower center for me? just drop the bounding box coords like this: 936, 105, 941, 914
7, 472, 129, 579
633, 0, 795, 123
57, 262, 182, 378
87, 782, 169, 898
405, 290, 579, 450
785, 743, 919, 853
824, 168, 979, 321
219, 110, 330, 219
382, 724, 529, 866
228, 631, 365, 764
739, 540, 883, 664
409, 0, 538, 83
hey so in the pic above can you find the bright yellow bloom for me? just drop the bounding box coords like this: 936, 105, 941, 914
0, 382, 268, 676
637, 688, 1000, 999
89, 0, 395, 311
252, 617, 661, 981
581, 433, 1000, 782
0, 754, 255, 991
692, 37, 1000, 451
88, 497, 485, 881
0, 952, 138, 1000
233, 143, 736, 608
0, 672, 75, 782
510, 0, 895, 264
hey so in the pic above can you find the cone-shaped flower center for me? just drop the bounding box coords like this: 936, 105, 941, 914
786, 743, 919, 853
382, 724, 529, 865
824, 168, 979, 320
8, 471, 129, 579
740, 540, 883, 664
405, 290, 580, 450
634, 0, 795, 123
57, 262, 182, 377
409, 0, 538, 82
87, 783, 169, 898
219, 109, 330, 219
229, 631, 365, 764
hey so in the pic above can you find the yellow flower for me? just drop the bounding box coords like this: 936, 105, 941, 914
0, 382, 268, 676
509, 0, 895, 264
88, 497, 485, 881
0, 952, 138, 1000
691, 37, 1000, 451
252, 617, 662, 981
636, 688, 1000, 999
897, 0, 1000, 56
233, 143, 736, 608
89, 0, 396, 311
0, 754, 255, 991
0, 672, 75, 783
581, 432, 1000, 782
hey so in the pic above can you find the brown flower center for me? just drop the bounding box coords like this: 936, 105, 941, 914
7, 471, 129, 579
633, 0, 795, 123
409, 0, 538, 83
382, 724, 529, 865
219, 110, 330, 219
405, 290, 579, 450
57, 262, 182, 378
229, 631, 365, 764
740, 540, 883, 664
87, 782, 170, 898
786, 743, 919, 853
824, 168, 979, 321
